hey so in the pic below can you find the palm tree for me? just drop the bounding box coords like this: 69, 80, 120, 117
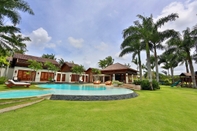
166, 26, 197, 88
150, 55, 155, 71
105, 56, 114, 67
123, 15, 154, 89
98, 59, 107, 69
2, 33, 31, 53
0, 0, 34, 52
148, 13, 179, 82
42, 53, 56, 60
58, 58, 65, 67
158, 51, 179, 83
119, 39, 145, 80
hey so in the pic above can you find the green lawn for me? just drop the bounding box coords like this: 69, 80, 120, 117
0, 85, 197, 131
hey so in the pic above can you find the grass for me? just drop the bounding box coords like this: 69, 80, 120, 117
0, 85, 197, 131
0, 83, 46, 91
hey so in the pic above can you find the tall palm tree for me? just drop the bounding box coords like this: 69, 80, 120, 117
158, 52, 179, 83
0, 0, 34, 53
2, 33, 31, 53
119, 39, 145, 80
0, 0, 34, 25
123, 15, 154, 89
166, 26, 197, 88
148, 13, 179, 82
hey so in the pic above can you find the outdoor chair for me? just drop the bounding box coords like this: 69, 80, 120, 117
5, 79, 31, 88
105, 81, 112, 85
93, 80, 101, 84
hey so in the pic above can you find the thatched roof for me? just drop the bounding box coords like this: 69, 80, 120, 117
180, 73, 191, 76
101, 63, 137, 72
13, 53, 59, 65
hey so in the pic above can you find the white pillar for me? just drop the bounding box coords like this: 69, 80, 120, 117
126, 73, 128, 84
103, 75, 105, 82
113, 74, 115, 81
132, 74, 133, 83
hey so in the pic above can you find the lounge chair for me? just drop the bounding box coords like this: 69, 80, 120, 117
105, 81, 112, 85
93, 80, 101, 84
5, 79, 31, 88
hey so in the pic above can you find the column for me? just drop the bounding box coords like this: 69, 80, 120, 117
126, 73, 128, 84
113, 74, 115, 81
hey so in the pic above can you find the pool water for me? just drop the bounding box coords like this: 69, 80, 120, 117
0, 84, 133, 99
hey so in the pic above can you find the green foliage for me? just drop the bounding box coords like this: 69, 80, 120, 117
98, 56, 114, 69
92, 68, 101, 74
42, 53, 56, 60
0, 77, 7, 84
112, 80, 123, 86
140, 79, 160, 90
133, 80, 142, 85
71, 65, 85, 75
0, 56, 9, 67
44, 61, 59, 72
28, 59, 43, 71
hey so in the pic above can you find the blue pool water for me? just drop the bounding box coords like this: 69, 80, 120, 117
0, 84, 133, 99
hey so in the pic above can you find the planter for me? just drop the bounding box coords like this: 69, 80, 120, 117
134, 85, 141, 90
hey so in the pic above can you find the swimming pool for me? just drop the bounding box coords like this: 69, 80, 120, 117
0, 84, 138, 100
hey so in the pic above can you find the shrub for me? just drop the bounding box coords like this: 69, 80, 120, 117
112, 80, 123, 86
141, 79, 160, 90
0, 77, 7, 84
133, 80, 142, 85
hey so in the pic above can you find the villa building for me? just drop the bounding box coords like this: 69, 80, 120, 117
1, 53, 137, 84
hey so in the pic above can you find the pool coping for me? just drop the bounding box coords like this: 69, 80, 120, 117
50, 92, 138, 101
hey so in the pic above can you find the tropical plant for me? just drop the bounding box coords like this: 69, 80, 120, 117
92, 68, 101, 81
27, 59, 43, 81
2, 33, 31, 53
148, 13, 179, 82
119, 38, 144, 80
0, 0, 34, 52
42, 53, 56, 60
122, 15, 153, 89
98, 56, 114, 69
71, 65, 85, 82
58, 58, 65, 67
165, 26, 197, 88
158, 51, 179, 83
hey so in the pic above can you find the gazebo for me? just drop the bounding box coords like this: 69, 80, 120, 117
179, 72, 197, 87
101, 63, 138, 83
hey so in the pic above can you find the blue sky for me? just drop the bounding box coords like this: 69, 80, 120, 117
17, 0, 197, 74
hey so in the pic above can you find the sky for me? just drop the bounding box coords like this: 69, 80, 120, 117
16, 0, 197, 74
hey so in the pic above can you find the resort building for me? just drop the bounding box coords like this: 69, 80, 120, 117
85, 63, 138, 84
1, 53, 137, 84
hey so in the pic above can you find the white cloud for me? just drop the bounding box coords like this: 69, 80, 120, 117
95, 42, 108, 51
155, 1, 197, 32
68, 37, 84, 48
27, 27, 52, 49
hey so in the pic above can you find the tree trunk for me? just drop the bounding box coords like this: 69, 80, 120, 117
187, 52, 197, 88
138, 52, 142, 80
154, 44, 159, 82
146, 42, 153, 90
170, 67, 174, 83
185, 60, 189, 73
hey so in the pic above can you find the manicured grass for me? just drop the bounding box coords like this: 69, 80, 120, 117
0, 83, 45, 91
0, 86, 197, 131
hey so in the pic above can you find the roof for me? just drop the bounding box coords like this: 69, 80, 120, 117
101, 63, 137, 72
180, 73, 191, 76
64, 62, 78, 67
13, 53, 59, 65
86, 67, 100, 72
